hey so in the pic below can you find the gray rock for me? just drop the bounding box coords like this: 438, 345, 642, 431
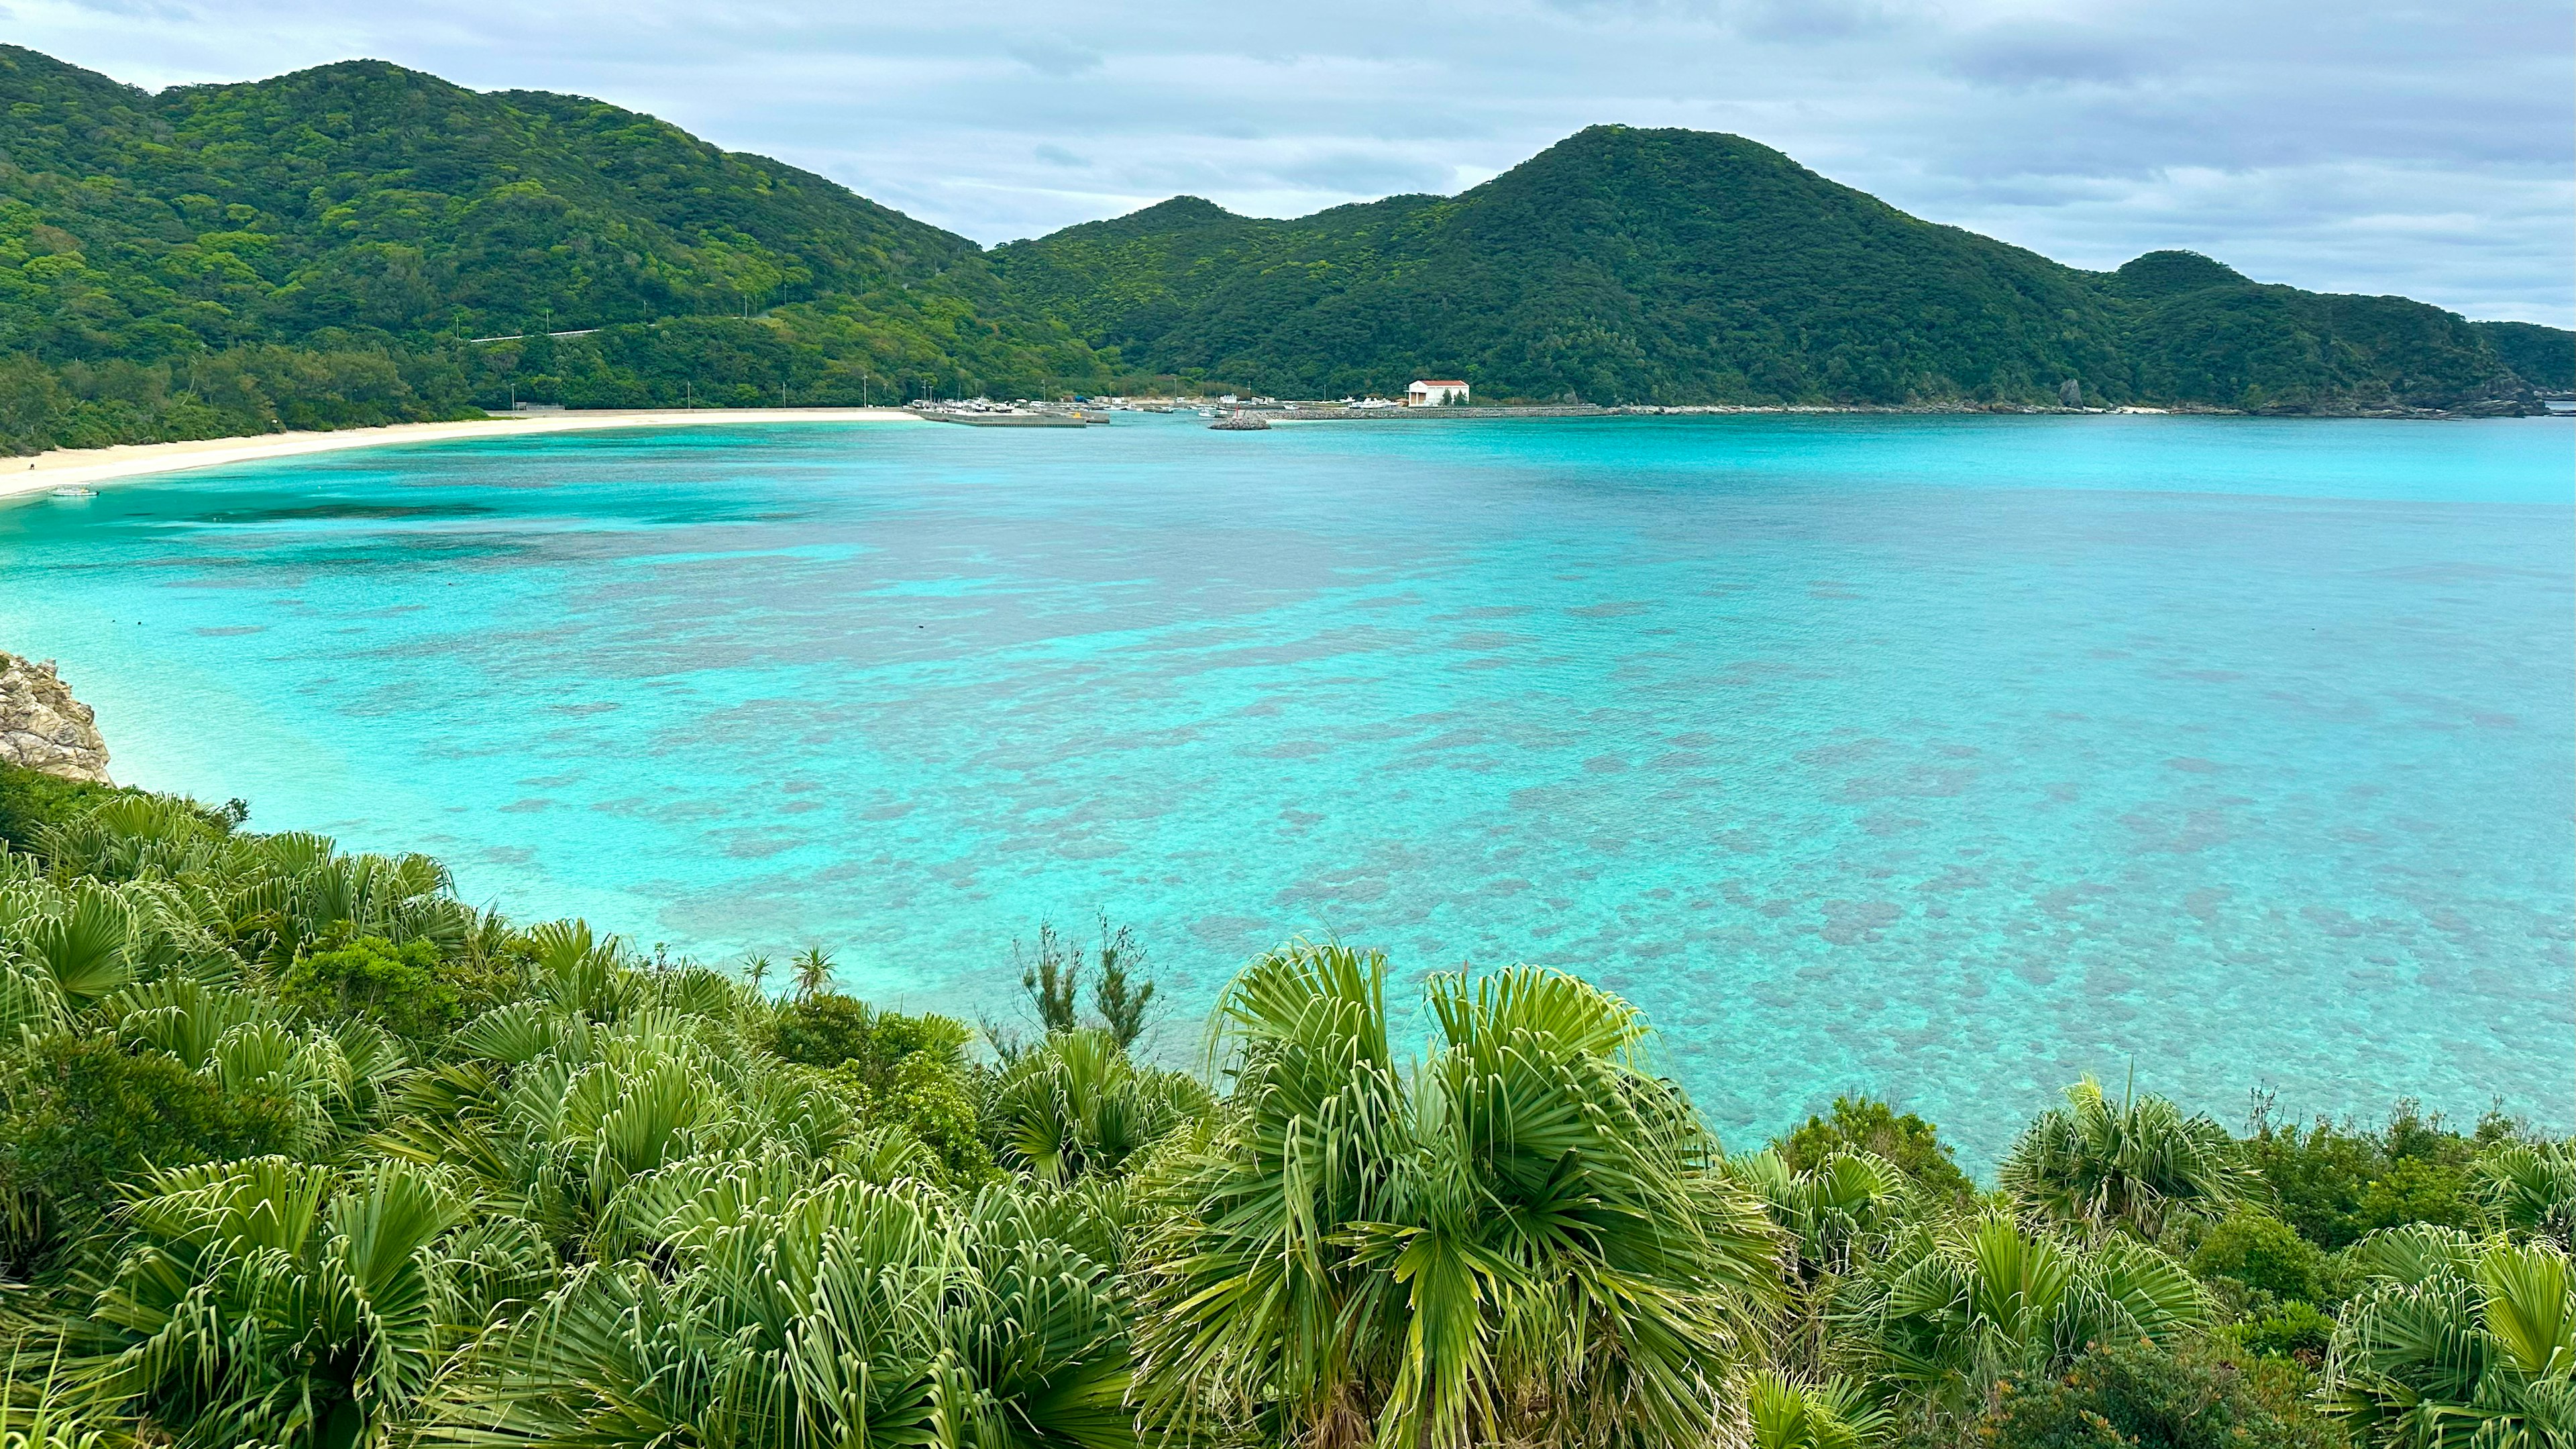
0, 653, 111, 784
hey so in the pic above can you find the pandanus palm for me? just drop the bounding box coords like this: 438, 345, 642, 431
986, 1028, 1209, 1185
421, 1174, 1136, 1448
2479, 1144, 2576, 1249
1130, 942, 1780, 1449
1996, 1076, 2250, 1240
1857, 1209, 2209, 1415
1746, 1371, 1890, 1449
2326, 1224, 2576, 1449
77, 1156, 549, 1449
1729, 1150, 1913, 1377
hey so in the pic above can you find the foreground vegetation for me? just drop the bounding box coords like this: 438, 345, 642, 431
0, 761, 2567, 1448
5, 46, 2571, 456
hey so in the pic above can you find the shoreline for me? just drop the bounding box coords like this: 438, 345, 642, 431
1, 407, 924, 501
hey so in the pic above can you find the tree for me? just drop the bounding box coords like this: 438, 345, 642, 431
2190, 1205, 2334, 1307
1018, 921, 1081, 1033
1747, 1371, 1890, 1449
789, 945, 835, 1000
1016, 915, 1158, 1047
1129, 942, 1780, 1448
1998, 1075, 2250, 1240
1090, 917, 1155, 1050
1731, 1148, 1915, 1376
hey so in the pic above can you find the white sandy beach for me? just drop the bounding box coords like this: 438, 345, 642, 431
2, 408, 926, 501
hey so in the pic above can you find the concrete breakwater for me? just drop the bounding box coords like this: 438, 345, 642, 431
1272, 404, 1611, 421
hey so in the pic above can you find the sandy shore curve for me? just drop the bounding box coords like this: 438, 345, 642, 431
3, 408, 926, 502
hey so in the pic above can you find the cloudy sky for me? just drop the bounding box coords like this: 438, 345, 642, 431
9, 0, 2571, 323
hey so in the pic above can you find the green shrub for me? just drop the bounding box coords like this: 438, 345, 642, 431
1776, 1093, 1974, 1197
0, 765, 244, 855
2351, 1157, 2476, 1236
822, 1051, 991, 1183
2235, 1300, 2337, 1364
2242, 1099, 2499, 1250
767, 991, 970, 1077
276, 933, 463, 1039
0, 765, 131, 852
2192, 1206, 2334, 1305
0, 1033, 292, 1267
1975, 1338, 2339, 1449
769, 993, 990, 1180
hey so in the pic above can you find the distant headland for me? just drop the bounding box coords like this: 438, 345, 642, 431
1, 45, 2570, 462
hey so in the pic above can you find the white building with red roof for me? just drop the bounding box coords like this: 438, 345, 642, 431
1406, 379, 1469, 407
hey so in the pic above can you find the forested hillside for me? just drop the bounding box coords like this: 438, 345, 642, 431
2, 49, 2569, 455
994, 125, 2568, 411
0, 761, 2569, 1446
0, 45, 1117, 452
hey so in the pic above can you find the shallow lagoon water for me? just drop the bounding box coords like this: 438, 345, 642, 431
4, 413, 2569, 1161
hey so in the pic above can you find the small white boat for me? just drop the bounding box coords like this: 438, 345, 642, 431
48, 485, 97, 498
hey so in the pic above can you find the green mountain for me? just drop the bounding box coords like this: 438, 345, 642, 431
0, 50, 2567, 454
993, 125, 2567, 411
0, 45, 1117, 450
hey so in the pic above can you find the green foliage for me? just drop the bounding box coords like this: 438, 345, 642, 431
1778, 1094, 1975, 1197
0, 44, 1121, 453
1131, 943, 1782, 1448
2472, 321, 2576, 390
1971, 1337, 2341, 1449
79, 1156, 547, 1449
3, 44, 2561, 458
1858, 1210, 2210, 1413
765, 989, 968, 1080
994, 127, 2553, 410
1750, 1371, 1892, 1449
276, 933, 462, 1040
0, 768, 2561, 1448
419, 1178, 1136, 1449
2478, 1142, 2576, 1248
2193, 1206, 2337, 1307
1013, 915, 1159, 1050
2324, 1226, 2576, 1449
2000, 1077, 2251, 1240
2243, 1100, 2510, 1251
759, 991, 989, 1181
1089, 922, 1155, 1051
0, 1032, 292, 1269
1020, 920, 1083, 1034
985, 1028, 1205, 1185
2357, 1158, 2480, 1237
0, 767, 140, 853
2236, 1299, 2339, 1363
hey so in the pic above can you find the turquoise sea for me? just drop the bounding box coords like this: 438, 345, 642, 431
3, 414, 2568, 1161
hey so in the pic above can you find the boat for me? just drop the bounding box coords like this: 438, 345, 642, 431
1208, 409, 1271, 431
48, 485, 97, 498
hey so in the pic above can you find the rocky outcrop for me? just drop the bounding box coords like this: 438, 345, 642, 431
0, 653, 111, 784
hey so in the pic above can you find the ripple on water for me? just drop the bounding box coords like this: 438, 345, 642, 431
1, 413, 2568, 1164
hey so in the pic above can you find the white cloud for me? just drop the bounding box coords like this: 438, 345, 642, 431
7, 0, 2568, 322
